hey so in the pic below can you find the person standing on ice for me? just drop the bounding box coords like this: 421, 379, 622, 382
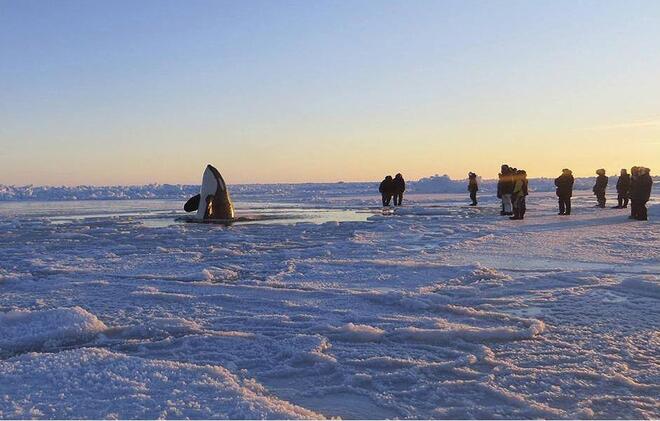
631, 167, 653, 221
468, 172, 478, 206
555, 168, 574, 215
497, 171, 503, 212
613, 168, 631, 208
593, 169, 608, 208
393, 173, 406, 206
498, 164, 514, 215
629, 166, 640, 219
510, 170, 528, 220
379, 175, 395, 207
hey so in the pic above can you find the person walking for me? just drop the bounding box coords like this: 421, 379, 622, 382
379, 175, 395, 207
555, 168, 574, 215
393, 173, 406, 206
632, 167, 653, 220
468, 172, 478, 206
510, 170, 528, 220
613, 169, 631, 208
593, 169, 608, 208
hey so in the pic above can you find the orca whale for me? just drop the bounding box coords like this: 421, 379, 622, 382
184, 164, 235, 220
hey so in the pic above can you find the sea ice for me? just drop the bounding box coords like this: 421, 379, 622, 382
0, 189, 657, 419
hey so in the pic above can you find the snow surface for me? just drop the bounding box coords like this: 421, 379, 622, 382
0, 189, 658, 419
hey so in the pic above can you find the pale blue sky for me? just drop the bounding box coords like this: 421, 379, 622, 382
1, 0, 659, 185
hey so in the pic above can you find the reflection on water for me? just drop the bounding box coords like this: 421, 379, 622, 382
0, 200, 371, 227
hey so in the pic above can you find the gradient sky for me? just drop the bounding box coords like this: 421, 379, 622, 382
1, 0, 659, 185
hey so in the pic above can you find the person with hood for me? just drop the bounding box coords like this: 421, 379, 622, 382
468, 172, 478, 206
498, 164, 514, 215
593, 169, 608, 208
393, 173, 406, 206
614, 168, 631, 208
632, 167, 653, 220
555, 168, 574, 215
510, 169, 529, 220
379, 175, 395, 207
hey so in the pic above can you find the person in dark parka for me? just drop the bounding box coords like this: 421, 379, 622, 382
632, 167, 653, 220
497, 171, 503, 210
614, 168, 631, 208
468, 172, 478, 206
379, 175, 395, 207
593, 169, 608, 208
498, 164, 514, 215
555, 168, 574, 215
393, 173, 406, 206
629, 166, 640, 219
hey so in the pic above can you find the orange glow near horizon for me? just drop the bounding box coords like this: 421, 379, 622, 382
3, 121, 657, 187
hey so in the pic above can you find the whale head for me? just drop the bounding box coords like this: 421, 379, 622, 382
185, 164, 235, 220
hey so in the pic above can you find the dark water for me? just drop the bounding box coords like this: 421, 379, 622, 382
0, 199, 372, 227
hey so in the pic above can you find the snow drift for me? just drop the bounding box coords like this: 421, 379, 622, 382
0, 348, 321, 419
0, 307, 107, 354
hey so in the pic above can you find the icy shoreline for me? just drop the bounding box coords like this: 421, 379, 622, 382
2, 176, 657, 201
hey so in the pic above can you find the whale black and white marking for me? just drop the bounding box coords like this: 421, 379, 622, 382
184, 164, 235, 220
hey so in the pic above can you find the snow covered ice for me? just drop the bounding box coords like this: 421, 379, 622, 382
0, 186, 658, 419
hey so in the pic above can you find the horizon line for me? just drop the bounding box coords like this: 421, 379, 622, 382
4, 173, 657, 189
